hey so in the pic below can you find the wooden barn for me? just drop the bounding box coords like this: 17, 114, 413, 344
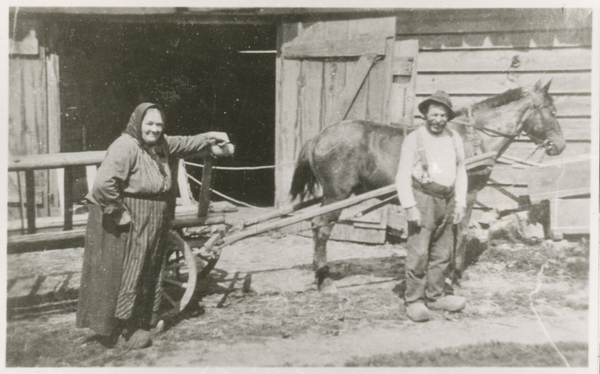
7, 7, 594, 240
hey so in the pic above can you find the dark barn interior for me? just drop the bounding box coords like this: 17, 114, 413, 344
59, 21, 276, 207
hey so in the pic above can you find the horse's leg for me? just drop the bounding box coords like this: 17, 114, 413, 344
451, 188, 478, 285
312, 196, 344, 293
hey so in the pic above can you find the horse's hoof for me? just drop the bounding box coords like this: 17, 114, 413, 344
319, 278, 338, 294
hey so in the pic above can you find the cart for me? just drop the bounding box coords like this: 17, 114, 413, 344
158, 151, 498, 321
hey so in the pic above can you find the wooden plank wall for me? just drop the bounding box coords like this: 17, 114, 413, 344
396, 8, 593, 211
8, 57, 51, 221
275, 17, 396, 206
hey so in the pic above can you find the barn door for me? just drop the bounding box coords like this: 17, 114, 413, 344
8, 20, 62, 228
275, 16, 402, 207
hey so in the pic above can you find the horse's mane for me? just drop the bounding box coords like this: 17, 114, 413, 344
454, 87, 526, 116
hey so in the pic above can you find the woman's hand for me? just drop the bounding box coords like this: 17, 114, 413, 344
205, 131, 230, 145
116, 209, 132, 226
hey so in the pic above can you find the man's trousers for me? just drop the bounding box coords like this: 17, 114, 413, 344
405, 188, 455, 304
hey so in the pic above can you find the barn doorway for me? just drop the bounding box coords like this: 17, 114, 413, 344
60, 21, 277, 207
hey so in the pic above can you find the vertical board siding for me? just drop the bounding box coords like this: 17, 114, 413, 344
321, 21, 349, 130
299, 60, 324, 142
397, 8, 592, 211
9, 58, 51, 220
275, 23, 302, 206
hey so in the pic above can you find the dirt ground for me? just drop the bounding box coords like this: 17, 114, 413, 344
5, 223, 592, 368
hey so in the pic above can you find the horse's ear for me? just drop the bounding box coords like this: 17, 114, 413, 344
533, 79, 543, 90
543, 79, 552, 93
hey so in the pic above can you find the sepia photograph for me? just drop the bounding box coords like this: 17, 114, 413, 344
2, 1, 598, 371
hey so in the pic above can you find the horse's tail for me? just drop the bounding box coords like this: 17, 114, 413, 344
290, 138, 318, 202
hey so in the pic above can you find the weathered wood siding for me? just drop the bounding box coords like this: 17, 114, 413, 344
397, 8, 593, 210
275, 17, 396, 206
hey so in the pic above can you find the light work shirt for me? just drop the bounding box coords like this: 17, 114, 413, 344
395, 126, 468, 209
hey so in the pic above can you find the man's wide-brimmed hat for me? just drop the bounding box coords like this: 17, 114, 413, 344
418, 90, 457, 121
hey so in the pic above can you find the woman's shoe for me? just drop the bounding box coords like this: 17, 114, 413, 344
119, 329, 152, 349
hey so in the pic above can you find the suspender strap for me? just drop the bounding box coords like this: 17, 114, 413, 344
415, 126, 460, 178
415, 128, 429, 174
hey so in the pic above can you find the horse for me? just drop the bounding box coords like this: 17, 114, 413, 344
289, 79, 566, 293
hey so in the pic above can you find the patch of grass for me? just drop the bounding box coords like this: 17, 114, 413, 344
490, 289, 532, 315
6, 321, 107, 367
345, 341, 588, 367
478, 241, 589, 280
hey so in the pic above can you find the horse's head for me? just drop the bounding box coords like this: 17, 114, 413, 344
521, 80, 566, 156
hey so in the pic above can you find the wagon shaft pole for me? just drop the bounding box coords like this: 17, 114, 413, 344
220, 184, 398, 248
242, 196, 323, 228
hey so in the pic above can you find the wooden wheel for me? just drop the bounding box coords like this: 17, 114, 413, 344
159, 230, 224, 321
159, 230, 198, 320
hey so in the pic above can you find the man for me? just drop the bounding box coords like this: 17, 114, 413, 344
395, 90, 468, 322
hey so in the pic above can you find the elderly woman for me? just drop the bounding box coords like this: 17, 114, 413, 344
76, 103, 229, 349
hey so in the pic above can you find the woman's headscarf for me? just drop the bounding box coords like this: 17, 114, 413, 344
123, 103, 170, 177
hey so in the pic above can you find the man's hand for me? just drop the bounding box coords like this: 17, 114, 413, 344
406, 206, 422, 227
453, 205, 466, 225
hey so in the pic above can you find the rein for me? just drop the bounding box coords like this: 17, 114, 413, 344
460, 100, 550, 144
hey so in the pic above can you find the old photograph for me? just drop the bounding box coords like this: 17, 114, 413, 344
3, 2, 598, 371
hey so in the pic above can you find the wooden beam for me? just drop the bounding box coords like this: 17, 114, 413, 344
417, 48, 592, 73
336, 54, 379, 122
416, 72, 592, 95
63, 166, 74, 231
25, 171, 36, 235
487, 177, 520, 202
395, 8, 592, 35
243, 196, 322, 228
413, 29, 593, 50
283, 37, 386, 59
9, 151, 106, 171
197, 154, 214, 218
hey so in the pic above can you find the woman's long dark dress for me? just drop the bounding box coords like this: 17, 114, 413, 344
77, 105, 213, 336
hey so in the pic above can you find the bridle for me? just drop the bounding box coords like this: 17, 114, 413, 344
460, 96, 556, 151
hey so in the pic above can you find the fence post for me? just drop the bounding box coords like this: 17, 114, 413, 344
25, 170, 36, 234
64, 166, 73, 231
197, 153, 214, 218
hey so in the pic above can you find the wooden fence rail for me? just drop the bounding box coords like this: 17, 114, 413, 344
9, 152, 107, 234
9, 146, 228, 240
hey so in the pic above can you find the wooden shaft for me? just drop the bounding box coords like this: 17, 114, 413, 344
197, 154, 214, 218
170, 215, 225, 229
242, 196, 323, 228
63, 166, 74, 231
217, 271, 240, 308
220, 184, 398, 248
25, 170, 36, 234
353, 194, 397, 218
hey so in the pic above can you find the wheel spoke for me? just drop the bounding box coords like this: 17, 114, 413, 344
163, 277, 188, 288
161, 290, 177, 307
165, 262, 186, 270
